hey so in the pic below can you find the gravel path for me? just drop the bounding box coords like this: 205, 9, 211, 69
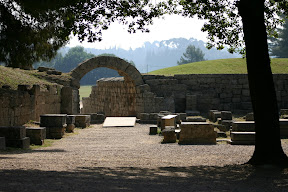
0, 124, 288, 191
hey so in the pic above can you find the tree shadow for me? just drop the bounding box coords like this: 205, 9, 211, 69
0, 148, 66, 155
0, 165, 287, 191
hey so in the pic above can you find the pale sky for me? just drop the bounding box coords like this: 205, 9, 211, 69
67, 15, 208, 50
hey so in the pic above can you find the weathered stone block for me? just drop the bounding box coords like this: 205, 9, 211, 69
140, 113, 150, 120
157, 115, 164, 128
40, 114, 67, 127
66, 115, 76, 124
149, 125, 158, 135
186, 117, 206, 122
162, 127, 176, 143
160, 115, 177, 130
221, 120, 234, 131
0, 126, 26, 140
179, 122, 216, 145
6, 137, 30, 149
280, 119, 288, 137
176, 113, 187, 123
0, 137, 6, 150
245, 113, 254, 121
232, 121, 255, 132
66, 124, 75, 133
149, 113, 159, 120
230, 132, 255, 145
209, 111, 221, 122
26, 127, 46, 145
38, 66, 54, 72
46, 126, 66, 139
61, 87, 74, 114
217, 131, 227, 138
48, 132, 64, 139
221, 111, 232, 120
231, 132, 255, 141
75, 115, 91, 128
86, 113, 105, 124
46, 70, 62, 75
217, 118, 222, 124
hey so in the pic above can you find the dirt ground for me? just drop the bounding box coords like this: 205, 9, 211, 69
0, 124, 288, 192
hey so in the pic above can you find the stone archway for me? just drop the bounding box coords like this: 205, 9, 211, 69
69, 56, 144, 115
70, 56, 144, 89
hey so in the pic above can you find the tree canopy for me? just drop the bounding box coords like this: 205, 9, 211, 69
0, 0, 166, 69
177, 44, 205, 65
270, 16, 288, 58
2, 0, 288, 69
171, 0, 288, 54
0, 1, 79, 69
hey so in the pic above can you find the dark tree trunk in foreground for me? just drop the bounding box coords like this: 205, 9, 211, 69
237, 0, 288, 165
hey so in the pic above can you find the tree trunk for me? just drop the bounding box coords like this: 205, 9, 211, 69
237, 0, 288, 165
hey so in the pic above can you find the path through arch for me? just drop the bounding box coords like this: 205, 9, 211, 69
70, 56, 144, 115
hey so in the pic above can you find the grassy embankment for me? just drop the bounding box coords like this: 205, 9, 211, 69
0, 66, 55, 90
0, 66, 71, 91
149, 58, 288, 75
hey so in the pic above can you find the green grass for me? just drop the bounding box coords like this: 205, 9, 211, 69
0, 66, 56, 90
79, 85, 92, 99
149, 58, 288, 75
29, 139, 55, 150
0, 66, 73, 91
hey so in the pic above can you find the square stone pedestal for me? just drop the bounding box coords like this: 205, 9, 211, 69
161, 115, 177, 130
179, 122, 216, 145
26, 127, 46, 145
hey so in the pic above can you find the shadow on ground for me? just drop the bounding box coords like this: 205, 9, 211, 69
0, 165, 288, 192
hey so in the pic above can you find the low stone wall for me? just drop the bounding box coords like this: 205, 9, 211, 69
0, 85, 62, 126
143, 74, 288, 114
81, 74, 288, 117
82, 77, 137, 116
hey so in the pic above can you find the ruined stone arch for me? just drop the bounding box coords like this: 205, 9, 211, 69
70, 56, 144, 88
68, 56, 144, 115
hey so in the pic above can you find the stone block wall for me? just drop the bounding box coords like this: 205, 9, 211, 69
0, 85, 62, 126
143, 74, 288, 114
134, 84, 175, 114
82, 77, 137, 116
81, 74, 288, 117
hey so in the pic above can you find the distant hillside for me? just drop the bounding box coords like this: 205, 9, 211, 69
149, 58, 288, 75
33, 37, 241, 85
82, 37, 241, 73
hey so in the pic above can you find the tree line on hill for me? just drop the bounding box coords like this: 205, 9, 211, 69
33, 37, 242, 85
33, 37, 237, 85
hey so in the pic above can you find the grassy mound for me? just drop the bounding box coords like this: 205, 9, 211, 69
0, 66, 70, 90
149, 58, 288, 75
